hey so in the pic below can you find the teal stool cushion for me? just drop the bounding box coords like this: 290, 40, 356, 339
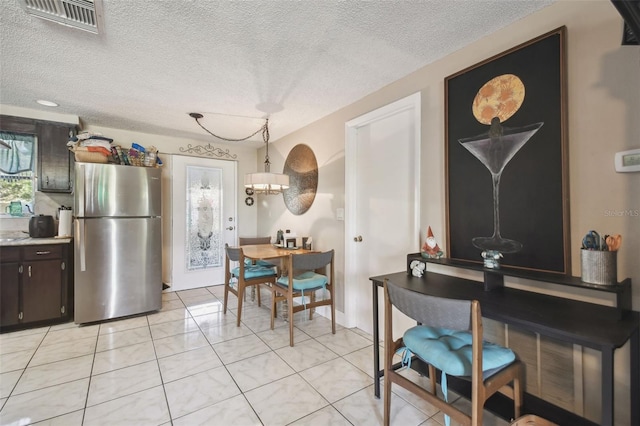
403, 326, 515, 377
232, 265, 276, 279
277, 271, 327, 291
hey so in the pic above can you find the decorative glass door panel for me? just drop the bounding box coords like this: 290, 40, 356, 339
186, 166, 222, 270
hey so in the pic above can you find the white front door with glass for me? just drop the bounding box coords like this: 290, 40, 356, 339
168, 155, 237, 291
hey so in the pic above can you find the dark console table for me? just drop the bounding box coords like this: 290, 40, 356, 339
370, 265, 639, 426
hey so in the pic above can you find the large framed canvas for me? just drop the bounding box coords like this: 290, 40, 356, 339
445, 27, 569, 274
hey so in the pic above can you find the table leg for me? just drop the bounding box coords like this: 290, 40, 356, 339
601, 348, 614, 426
631, 327, 639, 426
373, 280, 381, 398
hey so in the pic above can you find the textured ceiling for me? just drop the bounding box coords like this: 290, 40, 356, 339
0, 0, 554, 148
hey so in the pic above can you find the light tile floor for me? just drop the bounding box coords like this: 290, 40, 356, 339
0, 285, 510, 426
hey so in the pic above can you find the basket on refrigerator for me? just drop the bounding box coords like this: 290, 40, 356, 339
69, 146, 108, 163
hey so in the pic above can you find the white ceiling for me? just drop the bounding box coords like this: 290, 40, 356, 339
0, 0, 555, 148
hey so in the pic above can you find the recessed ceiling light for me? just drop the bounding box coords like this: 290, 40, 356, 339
36, 100, 58, 107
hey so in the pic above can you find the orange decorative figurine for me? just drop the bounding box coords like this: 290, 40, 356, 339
421, 226, 444, 259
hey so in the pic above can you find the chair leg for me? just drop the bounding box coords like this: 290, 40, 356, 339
330, 288, 336, 335
257, 284, 262, 307
473, 408, 483, 426
270, 295, 276, 330
223, 280, 229, 314
472, 385, 483, 426
236, 283, 244, 327
273, 288, 279, 315
428, 364, 437, 394
309, 291, 315, 320
513, 364, 523, 419
383, 368, 392, 426
288, 294, 294, 346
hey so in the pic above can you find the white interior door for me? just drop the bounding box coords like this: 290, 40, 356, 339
345, 92, 421, 333
170, 155, 237, 291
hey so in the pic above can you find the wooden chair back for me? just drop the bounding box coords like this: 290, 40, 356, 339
239, 236, 271, 245
273, 249, 336, 346
223, 244, 275, 327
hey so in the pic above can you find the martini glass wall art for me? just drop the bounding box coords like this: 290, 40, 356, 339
458, 74, 543, 254
445, 28, 568, 274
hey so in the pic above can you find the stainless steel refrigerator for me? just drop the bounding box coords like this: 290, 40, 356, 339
74, 162, 162, 324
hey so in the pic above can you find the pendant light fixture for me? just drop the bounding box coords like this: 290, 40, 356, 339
188, 113, 289, 195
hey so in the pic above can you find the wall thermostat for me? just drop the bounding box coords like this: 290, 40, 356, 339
614, 148, 640, 173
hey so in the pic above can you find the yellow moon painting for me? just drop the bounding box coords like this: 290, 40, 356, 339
472, 74, 525, 125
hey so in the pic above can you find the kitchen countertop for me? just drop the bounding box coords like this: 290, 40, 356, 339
0, 232, 72, 247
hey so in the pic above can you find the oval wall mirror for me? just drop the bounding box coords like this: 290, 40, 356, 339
283, 144, 318, 215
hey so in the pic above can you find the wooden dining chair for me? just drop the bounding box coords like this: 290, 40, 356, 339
272, 250, 335, 346
239, 236, 277, 268
223, 245, 277, 327
383, 279, 523, 426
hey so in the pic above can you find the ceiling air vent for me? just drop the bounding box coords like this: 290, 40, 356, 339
19, 0, 103, 34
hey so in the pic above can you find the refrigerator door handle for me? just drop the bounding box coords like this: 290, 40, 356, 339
78, 219, 86, 271
77, 163, 85, 217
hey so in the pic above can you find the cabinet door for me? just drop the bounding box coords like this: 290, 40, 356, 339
37, 123, 74, 193
0, 261, 21, 326
22, 260, 63, 323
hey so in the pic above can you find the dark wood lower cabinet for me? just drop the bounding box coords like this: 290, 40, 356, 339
0, 260, 21, 326
0, 243, 72, 332
23, 259, 64, 323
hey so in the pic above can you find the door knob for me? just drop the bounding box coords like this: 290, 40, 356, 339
226, 226, 235, 231
354, 235, 363, 242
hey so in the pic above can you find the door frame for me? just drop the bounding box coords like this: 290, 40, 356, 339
343, 92, 421, 328
167, 155, 238, 291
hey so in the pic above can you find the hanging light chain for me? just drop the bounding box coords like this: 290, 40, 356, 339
262, 118, 271, 172
189, 113, 288, 195
189, 113, 268, 143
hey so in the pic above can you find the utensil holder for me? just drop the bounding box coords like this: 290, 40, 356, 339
581, 249, 617, 285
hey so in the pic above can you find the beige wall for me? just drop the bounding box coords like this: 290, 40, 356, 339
261, 1, 639, 423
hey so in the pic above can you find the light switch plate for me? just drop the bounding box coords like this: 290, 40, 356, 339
336, 208, 344, 221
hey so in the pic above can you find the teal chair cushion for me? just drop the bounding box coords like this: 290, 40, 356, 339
403, 326, 515, 377
244, 258, 277, 268
277, 271, 328, 291
232, 265, 276, 279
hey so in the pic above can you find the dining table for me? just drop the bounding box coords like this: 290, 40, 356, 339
239, 243, 315, 263
238, 243, 316, 315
